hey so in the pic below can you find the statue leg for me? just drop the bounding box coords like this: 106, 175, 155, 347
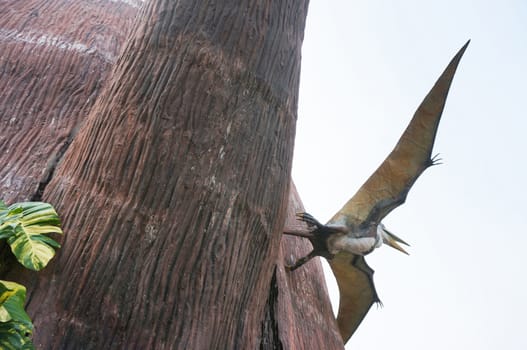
285, 250, 317, 271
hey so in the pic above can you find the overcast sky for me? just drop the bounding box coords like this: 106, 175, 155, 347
293, 1, 527, 349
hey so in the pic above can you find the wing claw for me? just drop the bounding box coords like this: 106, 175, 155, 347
430, 153, 443, 166
325, 41, 469, 344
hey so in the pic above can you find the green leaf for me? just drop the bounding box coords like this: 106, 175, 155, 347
0, 283, 15, 322
0, 206, 23, 235
2, 202, 62, 271
0, 281, 34, 349
0, 321, 34, 350
0, 281, 31, 326
0, 200, 60, 348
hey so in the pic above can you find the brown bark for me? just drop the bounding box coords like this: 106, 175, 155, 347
0, 0, 140, 275
261, 182, 344, 349
0, 0, 140, 204
1, 1, 344, 349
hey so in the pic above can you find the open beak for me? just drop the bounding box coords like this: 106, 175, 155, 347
382, 228, 410, 255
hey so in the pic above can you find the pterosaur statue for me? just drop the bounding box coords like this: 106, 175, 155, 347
284, 41, 469, 343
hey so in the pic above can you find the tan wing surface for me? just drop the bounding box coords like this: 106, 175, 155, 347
330, 40, 469, 228
329, 252, 379, 343
328, 41, 469, 343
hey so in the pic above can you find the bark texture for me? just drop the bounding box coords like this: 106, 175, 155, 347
261, 182, 344, 349
0, 0, 140, 275
1, 1, 344, 349
0, 0, 140, 204
5, 0, 310, 348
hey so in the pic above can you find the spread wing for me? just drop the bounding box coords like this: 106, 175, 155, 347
329, 40, 470, 228
328, 252, 379, 343
328, 41, 469, 343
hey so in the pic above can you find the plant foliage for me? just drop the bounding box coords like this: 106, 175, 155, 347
0, 281, 33, 349
0, 199, 63, 348
0, 200, 62, 271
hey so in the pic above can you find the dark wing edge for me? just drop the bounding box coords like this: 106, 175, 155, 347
330, 40, 470, 226
328, 252, 380, 343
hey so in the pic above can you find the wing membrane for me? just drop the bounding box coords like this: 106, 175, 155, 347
329, 40, 469, 228
329, 252, 379, 343
327, 41, 469, 342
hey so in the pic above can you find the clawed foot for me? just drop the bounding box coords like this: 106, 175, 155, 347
284, 212, 336, 272
296, 212, 324, 229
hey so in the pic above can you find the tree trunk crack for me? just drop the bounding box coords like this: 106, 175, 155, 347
31, 126, 79, 201
260, 267, 283, 350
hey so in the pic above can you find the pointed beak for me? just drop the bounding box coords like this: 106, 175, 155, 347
382, 228, 410, 255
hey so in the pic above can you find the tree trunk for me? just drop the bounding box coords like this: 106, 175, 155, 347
1, 1, 344, 349
0, 0, 140, 275
0, 0, 140, 204
261, 182, 344, 349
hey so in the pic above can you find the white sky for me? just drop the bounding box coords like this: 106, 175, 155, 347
293, 1, 527, 349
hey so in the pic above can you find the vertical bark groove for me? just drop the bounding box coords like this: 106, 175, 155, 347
0, 0, 140, 203
0, 0, 140, 281
261, 183, 344, 349
30, 124, 79, 201
6, 1, 309, 349
261, 270, 283, 350
3, 2, 343, 349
